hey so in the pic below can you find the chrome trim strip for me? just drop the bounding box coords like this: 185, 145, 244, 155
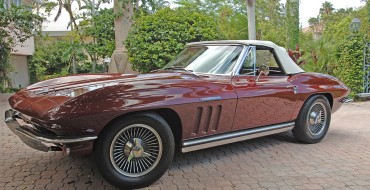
182, 122, 295, 153
15, 128, 97, 144
232, 45, 250, 76
200, 96, 222, 102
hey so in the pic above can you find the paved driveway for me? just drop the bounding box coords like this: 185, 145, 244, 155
1, 93, 370, 190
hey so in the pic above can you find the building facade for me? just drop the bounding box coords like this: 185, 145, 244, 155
3, 0, 36, 88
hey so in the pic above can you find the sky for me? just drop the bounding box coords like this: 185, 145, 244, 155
299, 0, 366, 28
42, 0, 367, 31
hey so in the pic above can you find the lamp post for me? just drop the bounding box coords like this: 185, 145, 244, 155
349, 18, 361, 32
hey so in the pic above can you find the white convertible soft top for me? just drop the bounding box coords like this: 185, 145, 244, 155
187, 40, 305, 75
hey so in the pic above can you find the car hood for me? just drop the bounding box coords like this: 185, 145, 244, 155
25, 72, 192, 91
26, 73, 138, 91
9, 72, 192, 119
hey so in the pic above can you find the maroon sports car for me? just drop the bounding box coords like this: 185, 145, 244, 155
5, 40, 350, 189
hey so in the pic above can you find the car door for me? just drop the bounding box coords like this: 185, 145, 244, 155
232, 46, 298, 131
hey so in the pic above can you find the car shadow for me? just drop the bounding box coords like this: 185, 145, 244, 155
48, 131, 301, 189
172, 131, 297, 162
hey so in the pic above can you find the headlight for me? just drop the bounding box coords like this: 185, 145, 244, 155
55, 82, 118, 97
55, 87, 89, 97
30, 82, 118, 98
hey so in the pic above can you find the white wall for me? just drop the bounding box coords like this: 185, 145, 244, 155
10, 36, 35, 56
8, 55, 30, 88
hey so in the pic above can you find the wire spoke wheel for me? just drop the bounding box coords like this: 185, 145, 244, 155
307, 102, 327, 135
109, 124, 163, 177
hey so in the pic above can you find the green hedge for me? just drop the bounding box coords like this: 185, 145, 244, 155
334, 34, 365, 98
126, 7, 224, 73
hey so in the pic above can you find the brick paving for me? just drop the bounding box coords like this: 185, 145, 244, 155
1, 93, 370, 190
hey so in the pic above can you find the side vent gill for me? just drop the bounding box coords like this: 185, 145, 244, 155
192, 105, 222, 136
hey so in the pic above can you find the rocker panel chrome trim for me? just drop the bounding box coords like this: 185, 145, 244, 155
182, 122, 295, 153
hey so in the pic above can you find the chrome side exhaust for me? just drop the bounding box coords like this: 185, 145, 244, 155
62, 145, 70, 156
47, 145, 70, 156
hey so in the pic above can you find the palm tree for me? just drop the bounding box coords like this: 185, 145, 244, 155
108, 0, 134, 73
51, 0, 79, 74
319, 1, 334, 16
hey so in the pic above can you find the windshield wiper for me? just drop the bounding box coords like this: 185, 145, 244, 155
162, 66, 199, 77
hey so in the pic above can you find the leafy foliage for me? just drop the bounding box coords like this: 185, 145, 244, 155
42, 0, 113, 73
0, 3, 43, 90
30, 38, 83, 82
218, 6, 248, 40
30, 34, 109, 82
319, 1, 334, 16
334, 34, 365, 98
286, 0, 299, 49
300, 3, 369, 98
30, 8, 114, 82
126, 7, 223, 73
288, 46, 304, 65
255, 0, 286, 46
139, 0, 170, 14
300, 35, 337, 74
81, 8, 115, 62
175, 0, 245, 14
0, 44, 11, 86
175, 0, 247, 40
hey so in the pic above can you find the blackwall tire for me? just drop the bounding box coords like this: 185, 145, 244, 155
94, 112, 175, 189
293, 95, 331, 144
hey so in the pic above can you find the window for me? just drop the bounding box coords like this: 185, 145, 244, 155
256, 49, 284, 75
239, 47, 256, 75
165, 45, 243, 75
239, 46, 285, 76
256, 50, 278, 68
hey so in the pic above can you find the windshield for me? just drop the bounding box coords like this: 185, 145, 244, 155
164, 45, 243, 75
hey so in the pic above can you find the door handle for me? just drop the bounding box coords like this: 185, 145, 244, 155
286, 85, 298, 94
286, 85, 297, 89
232, 78, 250, 86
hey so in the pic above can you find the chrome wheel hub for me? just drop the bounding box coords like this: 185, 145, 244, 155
309, 111, 322, 125
308, 102, 327, 135
124, 138, 145, 158
110, 124, 163, 177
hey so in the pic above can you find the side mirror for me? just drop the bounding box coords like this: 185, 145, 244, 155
256, 64, 269, 82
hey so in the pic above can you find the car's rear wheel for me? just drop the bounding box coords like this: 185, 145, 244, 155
293, 95, 331, 143
94, 112, 175, 189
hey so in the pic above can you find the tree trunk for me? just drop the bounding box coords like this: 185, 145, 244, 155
247, 0, 256, 40
70, 21, 77, 74
109, 0, 136, 73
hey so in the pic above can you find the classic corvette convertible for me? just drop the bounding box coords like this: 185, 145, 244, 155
5, 40, 350, 189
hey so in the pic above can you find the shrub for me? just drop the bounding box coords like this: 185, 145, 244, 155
334, 34, 365, 98
126, 7, 223, 73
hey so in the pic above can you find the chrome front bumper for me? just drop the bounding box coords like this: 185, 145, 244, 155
4, 109, 97, 152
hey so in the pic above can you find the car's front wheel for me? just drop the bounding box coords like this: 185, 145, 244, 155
293, 95, 331, 143
94, 112, 175, 189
